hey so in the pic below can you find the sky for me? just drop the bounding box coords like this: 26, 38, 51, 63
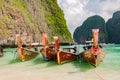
57, 0, 120, 35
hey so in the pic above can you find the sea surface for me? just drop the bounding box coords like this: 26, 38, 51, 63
0, 44, 120, 80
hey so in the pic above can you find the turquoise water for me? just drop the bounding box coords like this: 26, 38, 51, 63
0, 45, 120, 80
101, 45, 120, 69
0, 44, 120, 70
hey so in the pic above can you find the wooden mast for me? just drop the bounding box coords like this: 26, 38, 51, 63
16, 34, 21, 49
53, 36, 60, 50
16, 34, 23, 60
41, 33, 48, 61
92, 29, 99, 48
42, 33, 47, 47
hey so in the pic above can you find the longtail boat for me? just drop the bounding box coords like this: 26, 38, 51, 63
80, 29, 106, 67
40, 33, 56, 61
0, 52, 3, 57
54, 36, 76, 64
0, 53, 3, 57
0, 46, 3, 57
16, 34, 39, 61
40, 33, 76, 64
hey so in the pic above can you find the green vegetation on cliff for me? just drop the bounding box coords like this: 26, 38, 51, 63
73, 15, 107, 44
106, 11, 120, 44
41, 0, 72, 42
0, 0, 72, 44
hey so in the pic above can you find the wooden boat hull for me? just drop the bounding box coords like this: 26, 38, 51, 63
40, 47, 56, 61
0, 53, 3, 57
40, 47, 76, 64
56, 51, 76, 64
18, 48, 38, 61
0, 46, 3, 57
81, 48, 106, 67
40, 35, 76, 64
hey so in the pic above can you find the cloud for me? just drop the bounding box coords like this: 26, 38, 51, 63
57, 0, 120, 35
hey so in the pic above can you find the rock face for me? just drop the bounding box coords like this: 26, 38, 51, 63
73, 15, 107, 44
106, 11, 120, 44
0, 0, 72, 45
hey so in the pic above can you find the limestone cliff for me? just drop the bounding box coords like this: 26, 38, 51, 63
0, 0, 72, 45
73, 15, 107, 44
106, 11, 120, 44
